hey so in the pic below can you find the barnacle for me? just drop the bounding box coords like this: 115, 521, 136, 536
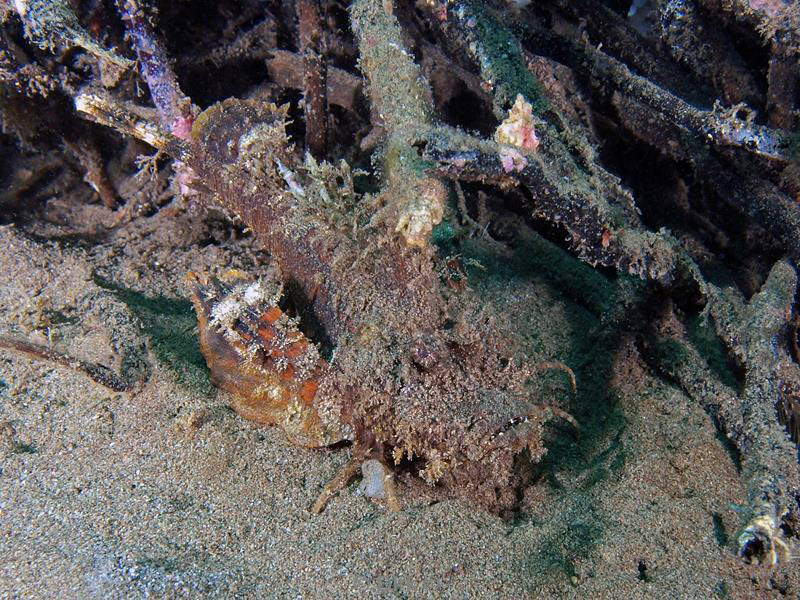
738, 514, 792, 565
494, 93, 539, 152
393, 177, 447, 248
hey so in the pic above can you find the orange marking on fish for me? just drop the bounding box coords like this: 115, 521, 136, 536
301, 380, 319, 405
286, 339, 308, 359
262, 306, 283, 325
280, 364, 296, 383
257, 326, 276, 343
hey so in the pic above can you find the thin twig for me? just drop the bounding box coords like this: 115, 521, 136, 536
115, 0, 194, 139
297, 0, 328, 159
522, 24, 800, 163
0, 336, 135, 392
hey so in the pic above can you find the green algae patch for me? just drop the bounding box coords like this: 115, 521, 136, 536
519, 495, 607, 585
11, 441, 37, 454
451, 0, 548, 117
92, 274, 213, 394
685, 315, 740, 391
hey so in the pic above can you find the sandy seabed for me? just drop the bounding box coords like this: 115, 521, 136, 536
0, 202, 797, 599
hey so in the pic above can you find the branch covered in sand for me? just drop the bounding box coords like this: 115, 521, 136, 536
351, 0, 446, 248
74, 91, 188, 159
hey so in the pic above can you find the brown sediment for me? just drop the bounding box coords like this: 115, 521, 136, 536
3, 0, 800, 594
0, 219, 792, 597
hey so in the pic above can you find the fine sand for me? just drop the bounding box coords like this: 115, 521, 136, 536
0, 200, 797, 599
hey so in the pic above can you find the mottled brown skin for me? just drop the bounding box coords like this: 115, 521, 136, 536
187, 99, 567, 511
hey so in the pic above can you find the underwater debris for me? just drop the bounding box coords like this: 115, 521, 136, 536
642, 261, 800, 564
114, 0, 194, 139
707, 261, 800, 564
296, 0, 328, 159
5, 0, 799, 568
12, 0, 132, 83
0, 336, 135, 392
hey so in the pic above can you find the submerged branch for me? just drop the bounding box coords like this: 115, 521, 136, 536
74, 91, 188, 159
297, 0, 328, 159
351, 0, 446, 248
0, 336, 136, 392
115, 0, 194, 138
523, 24, 800, 163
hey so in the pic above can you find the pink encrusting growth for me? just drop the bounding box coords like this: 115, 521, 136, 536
171, 115, 194, 141
495, 94, 538, 173
494, 93, 539, 152
750, 0, 783, 17
498, 146, 528, 173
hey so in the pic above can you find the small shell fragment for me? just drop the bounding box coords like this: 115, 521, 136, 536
357, 458, 389, 499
